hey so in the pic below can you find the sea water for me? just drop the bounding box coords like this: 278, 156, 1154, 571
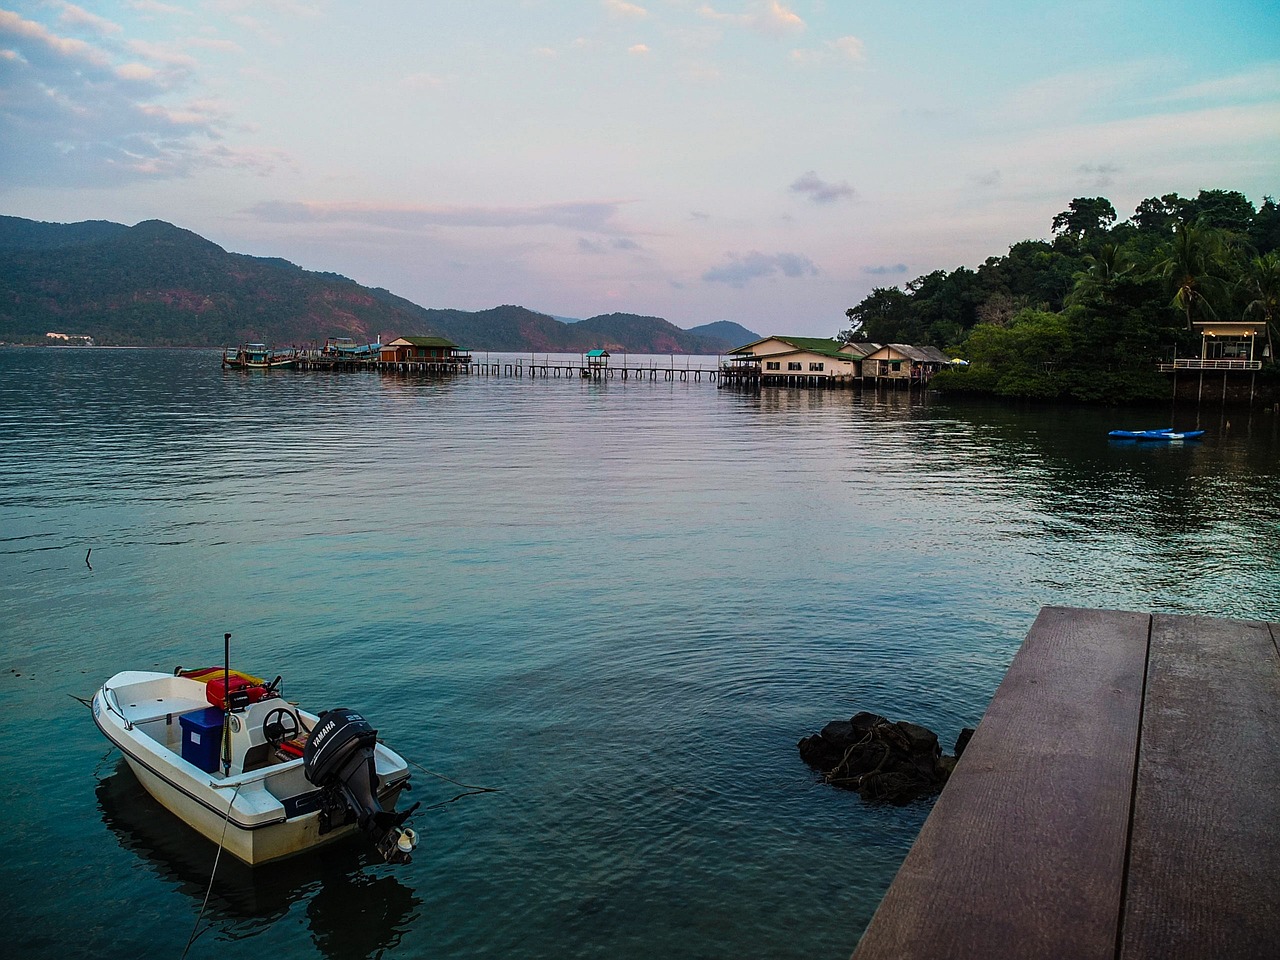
1, 347, 1276, 960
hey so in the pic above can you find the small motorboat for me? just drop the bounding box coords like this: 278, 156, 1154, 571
92, 653, 419, 867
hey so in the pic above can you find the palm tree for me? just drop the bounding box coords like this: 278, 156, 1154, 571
1241, 251, 1280, 363
1067, 243, 1132, 307
1154, 223, 1228, 330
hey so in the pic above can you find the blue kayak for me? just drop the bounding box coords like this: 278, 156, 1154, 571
1108, 428, 1172, 439
1108, 428, 1204, 441
1135, 429, 1204, 441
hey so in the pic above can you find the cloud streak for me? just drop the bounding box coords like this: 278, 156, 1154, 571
249, 200, 631, 234
791, 35, 865, 65
702, 250, 819, 287
790, 171, 855, 203
698, 1, 804, 38
603, 0, 648, 18
55, 2, 123, 36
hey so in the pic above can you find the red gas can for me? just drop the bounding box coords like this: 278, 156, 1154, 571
206, 675, 268, 710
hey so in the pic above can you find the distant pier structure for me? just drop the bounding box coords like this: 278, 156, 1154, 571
290, 332, 969, 390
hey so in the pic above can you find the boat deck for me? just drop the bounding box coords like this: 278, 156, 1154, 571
851, 606, 1280, 960
106, 674, 211, 725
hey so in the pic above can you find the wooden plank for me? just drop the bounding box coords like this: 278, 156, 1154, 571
851, 606, 1150, 960
1119, 615, 1280, 960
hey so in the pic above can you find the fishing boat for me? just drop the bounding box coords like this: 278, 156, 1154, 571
222, 343, 298, 369
91, 649, 419, 866
321, 336, 381, 360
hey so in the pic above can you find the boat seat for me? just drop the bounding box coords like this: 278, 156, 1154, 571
119, 701, 213, 727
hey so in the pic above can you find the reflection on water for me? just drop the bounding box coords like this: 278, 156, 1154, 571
1, 348, 1277, 960
96, 762, 420, 959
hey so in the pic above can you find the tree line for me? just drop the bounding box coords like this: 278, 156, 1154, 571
839, 189, 1280, 402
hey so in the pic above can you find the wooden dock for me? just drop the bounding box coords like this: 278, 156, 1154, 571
289, 356, 932, 388
293, 357, 722, 381
852, 606, 1280, 960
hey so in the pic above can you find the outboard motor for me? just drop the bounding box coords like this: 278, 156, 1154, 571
303, 708, 419, 863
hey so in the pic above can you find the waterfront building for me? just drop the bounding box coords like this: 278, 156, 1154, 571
1158, 319, 1273, 405
723, 336, 880, 386
723, 336, 954, 388
379, 336, 471, 366
860, 344, 952, 384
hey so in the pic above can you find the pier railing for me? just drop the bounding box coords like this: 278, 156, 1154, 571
1158, 358, 1263, 371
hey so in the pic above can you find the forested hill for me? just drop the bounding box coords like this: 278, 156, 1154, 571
0, 216, 758, 352
841, 189, 1280, 403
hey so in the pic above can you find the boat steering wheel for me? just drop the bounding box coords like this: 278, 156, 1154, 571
262, 707, 300, 747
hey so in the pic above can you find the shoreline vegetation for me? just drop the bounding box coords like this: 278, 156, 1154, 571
841, 189, 1279, 404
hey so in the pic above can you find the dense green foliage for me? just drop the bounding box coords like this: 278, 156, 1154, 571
0, 217, 756, 352
841, 190, 1280, 402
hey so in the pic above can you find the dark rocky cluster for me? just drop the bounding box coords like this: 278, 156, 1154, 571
798, 711, 972, 804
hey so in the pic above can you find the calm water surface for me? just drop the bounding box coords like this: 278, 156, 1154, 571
1, 348, 1277, 960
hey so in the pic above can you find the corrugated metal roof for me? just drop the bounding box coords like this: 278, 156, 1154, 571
392, 335, 458, 348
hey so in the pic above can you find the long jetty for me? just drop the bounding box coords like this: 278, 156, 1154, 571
291, 357, 922, 389
295, 356, 724, 382
852, 606, 1280, 960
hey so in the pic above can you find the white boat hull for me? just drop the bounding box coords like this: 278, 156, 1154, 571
117, 752, 408, 865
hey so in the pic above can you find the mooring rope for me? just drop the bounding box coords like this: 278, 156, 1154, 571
179, 781, 242, 960
396, 752, 500, 810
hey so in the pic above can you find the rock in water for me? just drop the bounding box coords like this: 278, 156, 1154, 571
797, 711, 958, 804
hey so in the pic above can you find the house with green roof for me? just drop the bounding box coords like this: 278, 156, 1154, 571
379, 336, 471, 365
724, 335, 880, 383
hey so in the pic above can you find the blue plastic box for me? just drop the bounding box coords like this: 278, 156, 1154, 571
179, 706, 225, 773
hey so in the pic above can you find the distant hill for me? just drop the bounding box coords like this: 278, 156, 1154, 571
0, 218, 129, 251
686, 320, 759, 349
0, 216, 760, 352
0, 216, 417, 348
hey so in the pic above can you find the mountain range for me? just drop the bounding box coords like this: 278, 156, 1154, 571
0, 216, 760, 353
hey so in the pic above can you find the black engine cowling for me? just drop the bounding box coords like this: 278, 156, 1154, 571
303, 708, 419, 863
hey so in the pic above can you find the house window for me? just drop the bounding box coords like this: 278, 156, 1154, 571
1207, 338, 1251, 360
787, 362, 802, 371
809, 362, 824, 372
766, 361, 780, 370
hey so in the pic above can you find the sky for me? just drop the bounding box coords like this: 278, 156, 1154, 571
1, 1, 1278, 337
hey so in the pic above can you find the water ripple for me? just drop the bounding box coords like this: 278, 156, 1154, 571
1, 348, 1277, 960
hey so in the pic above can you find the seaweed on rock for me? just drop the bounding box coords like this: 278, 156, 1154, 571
798, 711, 969, 804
